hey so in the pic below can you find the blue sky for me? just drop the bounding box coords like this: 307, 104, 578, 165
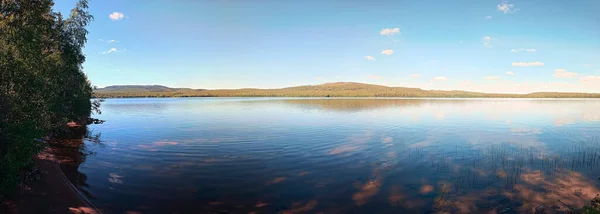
52, 0, 600, 93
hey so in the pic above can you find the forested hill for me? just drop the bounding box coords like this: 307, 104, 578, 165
93, 82, 600, 98
97, 85, 197, 93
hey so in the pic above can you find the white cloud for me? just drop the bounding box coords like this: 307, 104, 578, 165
380, 28, 400, 36
380, 49, 394, 55
497, 1, 518, 14
482, 36, 493, 47
485, 16, 492, 19
512, 62, 544, 67
511, 48, 536, 52
315, 77, 323, 81
411, 74, 421, 78
443, 68, 449, 71
433, 77, 448, 81
365, 56, 375, 60
553, 68, 578, 78
100, 39, 118, 43
109, 12, 125, 21
581, 76, 600, 86
368, 75, 382, 79
584, 64, 592, 68
485, 76, 501, 80
506, 71, 515, 76
101, 48, 118, 54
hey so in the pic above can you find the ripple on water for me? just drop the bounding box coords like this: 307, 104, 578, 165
75, 98, 600, 213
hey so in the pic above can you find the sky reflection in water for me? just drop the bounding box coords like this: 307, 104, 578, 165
73, 98, 600, 213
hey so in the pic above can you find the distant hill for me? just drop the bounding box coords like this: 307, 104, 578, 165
93, 82, 600, 98
95, 85, 204, 97
96, 85, 196, 92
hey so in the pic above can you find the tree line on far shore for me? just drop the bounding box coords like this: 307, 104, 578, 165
92, 82, 600, 98
0, 0, 99, 195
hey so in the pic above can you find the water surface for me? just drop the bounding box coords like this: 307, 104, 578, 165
70, 98, 600, 213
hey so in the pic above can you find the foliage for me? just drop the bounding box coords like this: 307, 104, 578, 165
579, 195, 600, 214
0, 0, 95, 195
93, 82, 600, 98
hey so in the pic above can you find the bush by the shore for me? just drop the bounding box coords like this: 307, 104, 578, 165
0, 0, 98, 196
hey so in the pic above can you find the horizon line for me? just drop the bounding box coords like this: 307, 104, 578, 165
96, 82, 600, 95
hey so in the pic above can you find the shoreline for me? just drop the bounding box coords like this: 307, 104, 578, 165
1, 143, 102, 214
93, 96, 600, 100
52, 146, 102, 214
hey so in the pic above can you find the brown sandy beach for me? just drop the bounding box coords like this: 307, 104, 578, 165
1, 126, 102, 214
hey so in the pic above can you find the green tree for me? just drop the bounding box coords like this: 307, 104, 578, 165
0, 0, 95, 195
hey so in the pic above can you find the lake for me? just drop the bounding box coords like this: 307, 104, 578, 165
62, 98, 600, 213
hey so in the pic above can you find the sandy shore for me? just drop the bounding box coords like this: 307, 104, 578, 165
1, 146, 102, 214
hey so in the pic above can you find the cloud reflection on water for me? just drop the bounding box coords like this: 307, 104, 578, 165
328, 131, 373, 155
77, 98, 600, 213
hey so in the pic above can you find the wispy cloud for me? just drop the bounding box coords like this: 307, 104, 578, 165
411, 74, 421, 78
584, 64, 592, 68
368, 75, 382, 79
101, 48, 126, 55
512, 62, 544, 67
553, 69, 577, 78
109, 12, 125, 21
433, 77, 448, 81
497, 1, 518, 14
511, 48, 536, 52
482, 36, 493, 47
380, 49, 394, 55
485, 16, 492, 19
484, 76, 501, 80
315, 77, 323, 81
380, 28, 400, 36
506, 71, 515, 76
365, 56, 375, 60
581, 76, 600, 85
101, 48, 118, 54
99, 39, 118, 43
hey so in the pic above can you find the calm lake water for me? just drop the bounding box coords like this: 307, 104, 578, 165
67, 98, 600, 213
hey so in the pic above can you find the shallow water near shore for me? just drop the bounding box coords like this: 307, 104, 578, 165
63, 98, 600, 213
